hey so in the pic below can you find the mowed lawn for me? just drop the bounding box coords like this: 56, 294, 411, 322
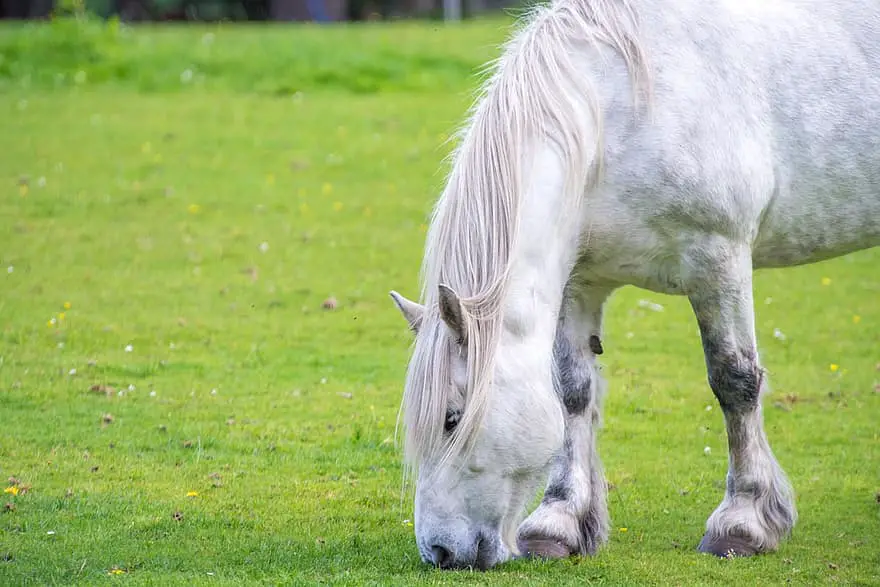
1, 16, 879, 586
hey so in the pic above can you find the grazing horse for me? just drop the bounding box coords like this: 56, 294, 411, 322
389, 0, 880, 570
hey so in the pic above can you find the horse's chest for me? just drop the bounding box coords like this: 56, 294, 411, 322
576, 207, 691, 295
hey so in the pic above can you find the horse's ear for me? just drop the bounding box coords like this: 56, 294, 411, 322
389, 291, 424, 333
438, 284, 467, 345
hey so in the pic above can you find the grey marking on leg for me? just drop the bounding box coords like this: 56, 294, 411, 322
553, 330, 592, 415
697, 321, 762, 412
578, 428, 609, 555
541, 438, 572, 504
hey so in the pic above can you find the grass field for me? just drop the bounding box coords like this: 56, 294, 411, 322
1, 13, 879, 586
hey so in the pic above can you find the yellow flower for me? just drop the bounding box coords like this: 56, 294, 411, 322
63, 301, 72, 310
619, 527, 628, 532
830, 364, 839, 372
853, 315, 861, 324
108, 568, 126, 575
47, 318, 56, 328
321, 183, 333, 196
19, 184, 28, 197
4, 486, 19, 496
186, 491, 199, 497
58, 312, 66, 321
333, 202, 343, 212
821, 277, 832, 286
188, 204, 201, 214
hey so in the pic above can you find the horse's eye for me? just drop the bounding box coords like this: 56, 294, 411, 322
444, 410, 460, 434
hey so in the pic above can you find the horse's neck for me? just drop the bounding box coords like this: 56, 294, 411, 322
501, 143, 584, 349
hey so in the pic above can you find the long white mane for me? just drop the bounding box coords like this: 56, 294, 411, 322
400, 0, 651, 473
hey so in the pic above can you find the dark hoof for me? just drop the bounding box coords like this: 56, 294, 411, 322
697, 533, 760, 558
516, 535, 575, 560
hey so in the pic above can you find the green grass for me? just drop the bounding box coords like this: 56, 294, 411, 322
1, 15, 879, 587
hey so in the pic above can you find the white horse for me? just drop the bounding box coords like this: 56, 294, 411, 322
389, 0, 880, 570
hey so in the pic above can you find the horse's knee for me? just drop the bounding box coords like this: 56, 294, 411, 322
704, 345, 763, 411
553, 331, 594, 415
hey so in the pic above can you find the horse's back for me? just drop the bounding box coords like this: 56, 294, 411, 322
585, 0, 880, 289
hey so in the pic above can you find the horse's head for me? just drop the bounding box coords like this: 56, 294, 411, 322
391, 287, 565, 570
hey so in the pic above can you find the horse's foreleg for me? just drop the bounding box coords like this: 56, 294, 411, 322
515, 287, 611, 558
687, 243, 797, 557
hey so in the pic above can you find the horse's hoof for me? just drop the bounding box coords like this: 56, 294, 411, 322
697, 533, 760, 558
516, 535, 575, 559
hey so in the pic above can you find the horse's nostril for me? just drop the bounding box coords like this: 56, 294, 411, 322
430, 544, 452, 568
474, 535, 488, 567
